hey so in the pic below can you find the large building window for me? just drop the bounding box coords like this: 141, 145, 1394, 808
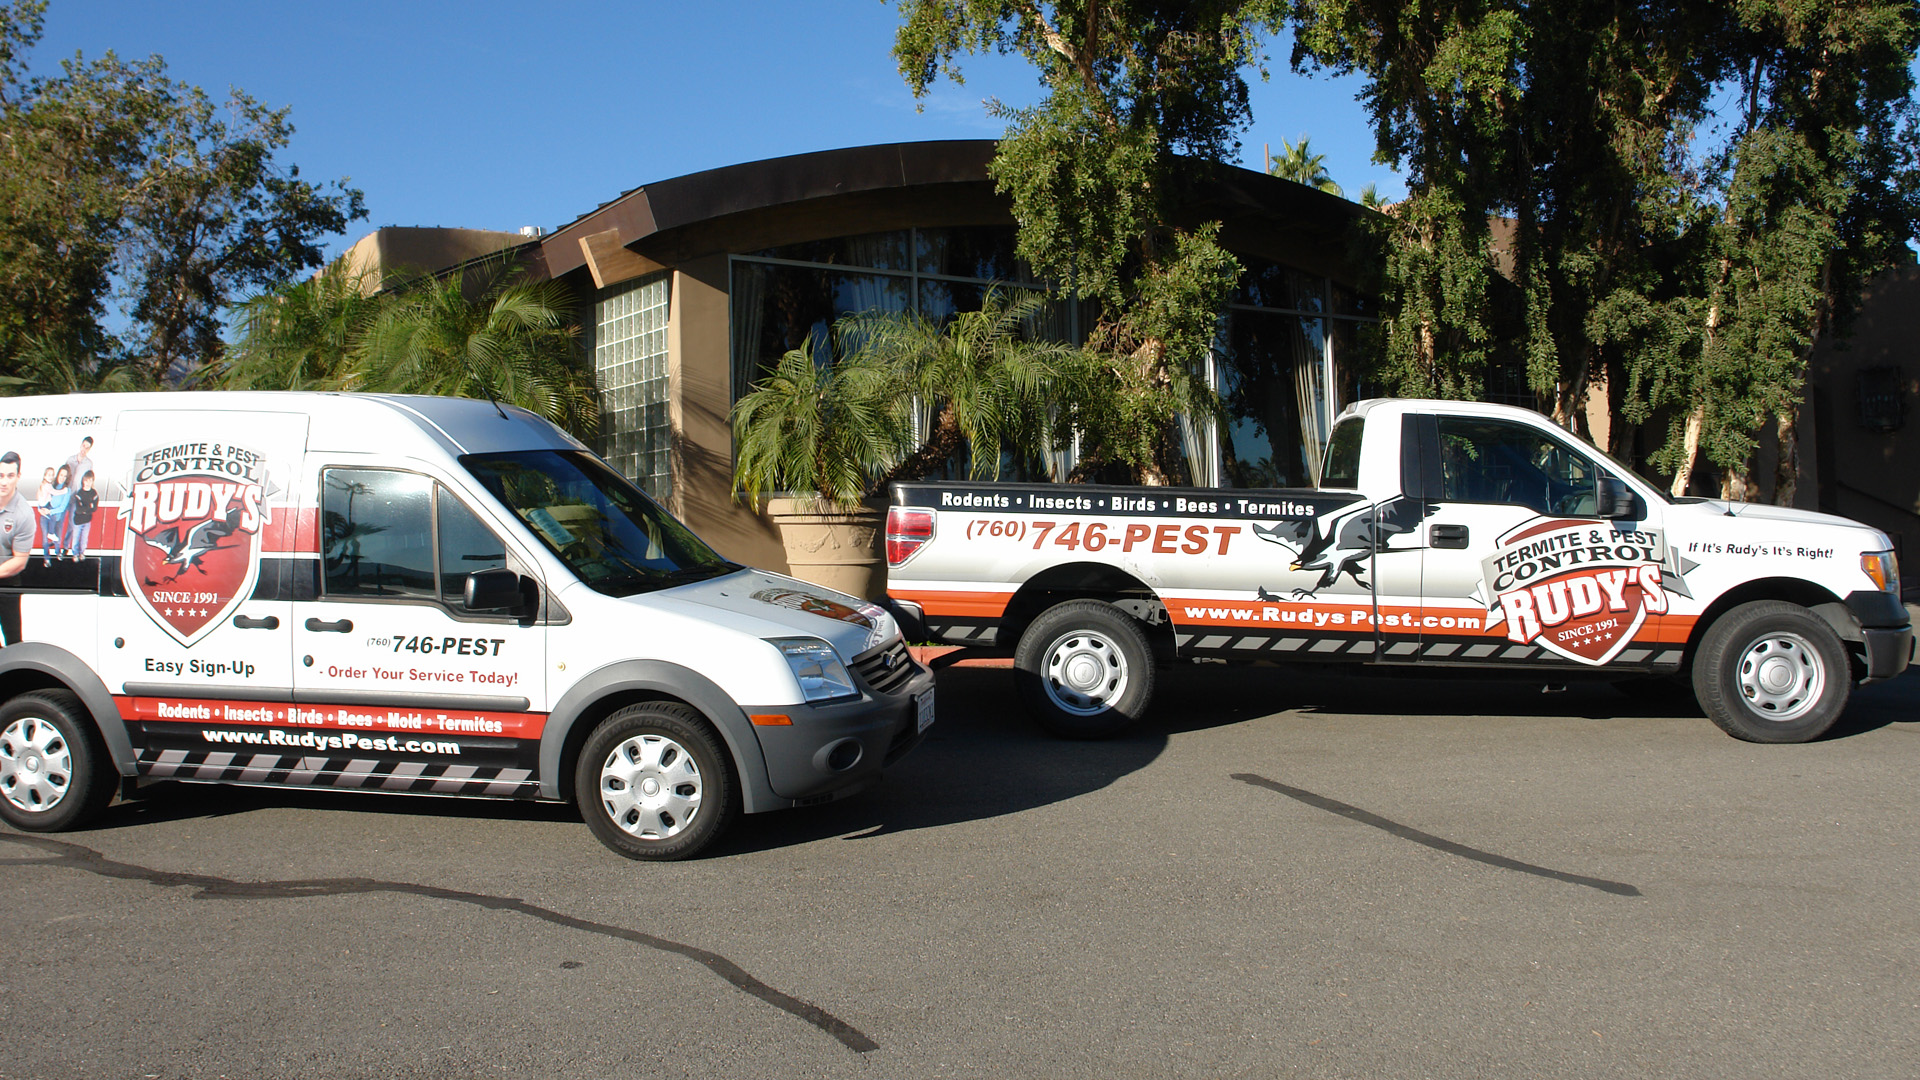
729, 230, 1375, 490
592, 273, 672, 501
1211, 257, 1377, 487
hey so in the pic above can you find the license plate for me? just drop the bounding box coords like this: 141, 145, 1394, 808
915, 690, 936, 733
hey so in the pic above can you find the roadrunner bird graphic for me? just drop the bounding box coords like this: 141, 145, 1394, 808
1251, 497, 1435, 597
139, 504, 246, 582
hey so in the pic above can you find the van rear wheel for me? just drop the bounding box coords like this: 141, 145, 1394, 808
1014, 600, 1156, 739
1693, 601, 1849, 743
0, 690, 116, 832
575, 702, 738, 860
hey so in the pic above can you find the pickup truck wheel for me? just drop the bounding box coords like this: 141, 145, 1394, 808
0, 690, 116, 832
1014, 600, 1156, 739
575, 702, 738, 860
1692, 601, 1850, 743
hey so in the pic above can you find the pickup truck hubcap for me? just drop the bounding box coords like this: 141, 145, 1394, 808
1737, 632, 1823, 721
598, 733, 703, 840
1042, 630, 1130, 716
0, 717, 71, 813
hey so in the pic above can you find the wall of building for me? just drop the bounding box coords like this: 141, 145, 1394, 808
1803, 264, 1920, 566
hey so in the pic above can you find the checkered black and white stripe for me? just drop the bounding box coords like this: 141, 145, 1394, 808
1174, 630, 1685, 667
136, 749, 537, 797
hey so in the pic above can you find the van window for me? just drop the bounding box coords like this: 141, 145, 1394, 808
321, 470, 513, 606
462, 450, 735, 597
321, 469, 435, 599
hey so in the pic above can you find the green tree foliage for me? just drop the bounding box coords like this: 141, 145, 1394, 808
214, 258, 599, 440
1291, 0, 1919, 501
894, 0, 1286, 482
1268, 134, 1343, 194
0, 0, 364, 382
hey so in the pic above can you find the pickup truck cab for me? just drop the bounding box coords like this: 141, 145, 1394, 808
0, 392, 933, 859
885, 398, 1911, 743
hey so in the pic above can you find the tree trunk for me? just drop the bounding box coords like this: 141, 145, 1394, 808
1773, 409, 1798, 507
1671, 404, 1704, 497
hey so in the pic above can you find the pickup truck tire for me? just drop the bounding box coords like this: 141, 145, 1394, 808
576, 702, 738, 860
1692, 601, 1850, 743
0, 690, 117, 832
1014, 600, 1156, 739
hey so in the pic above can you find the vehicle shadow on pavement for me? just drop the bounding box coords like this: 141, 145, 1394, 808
710, 665, 1168, 856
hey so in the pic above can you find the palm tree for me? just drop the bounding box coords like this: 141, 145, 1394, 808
1268, 136, 1343, 196
852, 287, 1078, 492
355, 263, 597, 438
215, 260, 379, 391
220, 256, 600, 440
0, 335, 155, 395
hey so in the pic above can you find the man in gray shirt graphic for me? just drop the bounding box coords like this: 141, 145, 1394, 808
0, 452, 32, 644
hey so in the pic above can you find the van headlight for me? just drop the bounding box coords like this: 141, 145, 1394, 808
768, 638, 857, 703
1862, 550, 1901, 596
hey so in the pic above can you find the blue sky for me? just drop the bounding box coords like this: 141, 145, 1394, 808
28, 0, 1403, 262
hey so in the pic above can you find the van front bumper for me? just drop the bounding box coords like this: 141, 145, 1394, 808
743, 662, 936, 806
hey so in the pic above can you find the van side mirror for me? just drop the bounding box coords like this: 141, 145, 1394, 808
1596, 475, 1639, 519
465, 567, 527, 613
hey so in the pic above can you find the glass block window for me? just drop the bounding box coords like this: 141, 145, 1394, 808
593, 273, 672, 502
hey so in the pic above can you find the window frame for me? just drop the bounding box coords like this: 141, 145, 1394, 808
316, 465, 525, 622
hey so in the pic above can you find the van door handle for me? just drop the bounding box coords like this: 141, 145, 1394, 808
232, 615, 280, 630
1430, 524, 1470, 549
304, 617, 353, 633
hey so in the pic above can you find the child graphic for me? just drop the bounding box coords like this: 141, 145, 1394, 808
38, 465, 70, 566
65, 470, 97, 560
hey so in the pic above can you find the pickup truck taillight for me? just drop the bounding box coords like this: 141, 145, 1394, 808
886, 507, 935, 566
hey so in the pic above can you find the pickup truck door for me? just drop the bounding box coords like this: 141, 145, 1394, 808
1414, 414, 1657, 667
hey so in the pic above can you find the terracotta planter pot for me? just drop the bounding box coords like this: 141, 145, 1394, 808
765, 496, 886, 600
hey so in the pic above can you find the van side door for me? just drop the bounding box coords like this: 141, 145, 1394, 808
103, 410, 306, 773
290, 465, 546, 796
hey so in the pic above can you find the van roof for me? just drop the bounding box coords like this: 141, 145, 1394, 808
1, 391, 586, 458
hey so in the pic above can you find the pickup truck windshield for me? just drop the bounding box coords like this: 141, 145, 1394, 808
461, 450, 736, 597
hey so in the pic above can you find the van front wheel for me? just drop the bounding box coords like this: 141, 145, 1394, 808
575, 702, 738, 860
1014, 600, 1156, 739
0, 690, 116, 831
1693, 601, 1850, 743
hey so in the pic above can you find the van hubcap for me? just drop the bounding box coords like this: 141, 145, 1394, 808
599, 733, 703, 840
0, 717, 71, 813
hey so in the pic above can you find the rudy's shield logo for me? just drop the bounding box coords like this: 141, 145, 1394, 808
1483, 519, 1674, 666
121, 442, 270, 647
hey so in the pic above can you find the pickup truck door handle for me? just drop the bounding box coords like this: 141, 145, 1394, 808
232, 615, 280, 630
304, 617, 353, 633
1430, 524, 1470, 549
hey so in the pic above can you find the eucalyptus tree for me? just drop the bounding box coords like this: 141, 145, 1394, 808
1289, 0, 1920, 501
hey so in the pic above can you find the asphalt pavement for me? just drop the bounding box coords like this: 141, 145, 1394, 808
3, 664, 1917, 1079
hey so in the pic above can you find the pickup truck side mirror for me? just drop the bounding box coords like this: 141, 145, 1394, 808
1596, 475, 1640, 519
465, 566, 528, 613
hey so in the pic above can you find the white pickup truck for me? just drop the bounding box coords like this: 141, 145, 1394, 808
884, 397, 1913, 743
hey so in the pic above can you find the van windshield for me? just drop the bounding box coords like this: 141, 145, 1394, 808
461, 450, 737, 597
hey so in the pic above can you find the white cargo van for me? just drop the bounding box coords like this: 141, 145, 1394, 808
0, 392, 934, 859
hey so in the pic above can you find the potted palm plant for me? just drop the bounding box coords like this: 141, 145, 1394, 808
731, 288, 1076, 599
731, 330, 913, 599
